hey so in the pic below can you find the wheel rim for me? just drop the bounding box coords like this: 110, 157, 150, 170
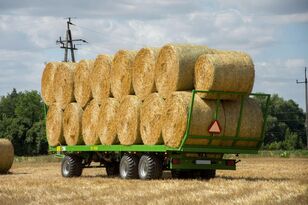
63, 160, 70, 176
120, 160, 129, 178
139, 160, 148, 178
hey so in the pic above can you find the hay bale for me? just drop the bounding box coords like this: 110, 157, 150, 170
111, 50, 138, 99
0, 139, 14, 174
63, 103, 83, 145
155, 44, 215, 98
41, 62, 60, 105
222, 98, 263, 147
46, 104, 65, 146
162, 92, 225, 148
53, 62, 75, 110
82, 100, 100, 145
117, 95, 142, 145
140, 93, 164, 145
195, 52, 255, 99
132, 48, 159, 100
90, 54, 113, 105
74, 59, 94, 108
97, 98, 119, 145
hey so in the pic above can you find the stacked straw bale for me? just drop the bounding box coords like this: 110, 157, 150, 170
132, 48, 160, 100
97, 98, 119, 145
41, 62, 60, 105
140, 93, 164, 145
162, 92, 225, 148
111, 50, 138, 99
46, 105, 65, 146
90, 54, 113, 105
74, 59, 94, 108
0, 139, 14, 174
155, 44, 215, 98
195, 52, 254, 100
42, 43, 263, 149
63, 103, 83, 145
222, 98, 263, 147
82, 100, 100, 145
54, 62, 75, 110
117, 95, 142, 145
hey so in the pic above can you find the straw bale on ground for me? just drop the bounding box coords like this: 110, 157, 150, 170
0, 139, 14, 174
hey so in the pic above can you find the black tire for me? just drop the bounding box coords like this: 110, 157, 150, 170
200, 169, 216, 180
138, 154, 162, 180
119, 154, 139, 179
61, 155, 83, 177
106, 163, 119, 177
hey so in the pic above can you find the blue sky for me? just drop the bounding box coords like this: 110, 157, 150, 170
0, 0, 307, 108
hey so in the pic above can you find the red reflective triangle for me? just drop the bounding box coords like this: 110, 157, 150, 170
208, 120, 221, 134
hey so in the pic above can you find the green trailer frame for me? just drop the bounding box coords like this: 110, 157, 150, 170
48, 90, 270, 175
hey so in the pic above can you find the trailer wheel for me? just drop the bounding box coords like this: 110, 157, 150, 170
61, 155, 83, 177
138, 154, 162, 180
200, 169, 216, 180
106, 163, 119, 177
119, 154, 139, 179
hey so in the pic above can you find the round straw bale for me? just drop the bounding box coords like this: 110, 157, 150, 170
155, 44, 215, 98
63, 103, 83, 145
46, 104, 65, 146
41, 62, 60, 105
54, 62, 75, 110
195, 52, 254, 100
97, 98, 119, 145
222, 98, 263, 147
74, 59, 94, 108
90, 54, 113, 105
132, 48, 159, 100
111, 50, 138, 99
162, 92, 225, 148
117, 95, 142, 145
82, 100, 100, 145
0, 139, 14, 174
140, 93, 164, 145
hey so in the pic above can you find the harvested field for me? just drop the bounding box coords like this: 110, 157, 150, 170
0, 157, 307, 205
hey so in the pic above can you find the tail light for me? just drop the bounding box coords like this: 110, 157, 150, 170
226, 160, 235, 166
172, 158, 181, 164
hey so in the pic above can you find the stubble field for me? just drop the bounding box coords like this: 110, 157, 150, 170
0, 157, 307, 205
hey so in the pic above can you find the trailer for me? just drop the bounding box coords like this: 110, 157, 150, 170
48, 90, 270, 180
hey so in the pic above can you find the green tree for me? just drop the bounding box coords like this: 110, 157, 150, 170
0, 89, 47, 155
254, 94, 306, 149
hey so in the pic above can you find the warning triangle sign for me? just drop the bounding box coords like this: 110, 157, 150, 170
208, 120, 221, 134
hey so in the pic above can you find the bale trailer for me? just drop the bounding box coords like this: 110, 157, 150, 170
48, 90, 270, 180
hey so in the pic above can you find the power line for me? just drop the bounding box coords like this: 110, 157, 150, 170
56, 17, 88, 62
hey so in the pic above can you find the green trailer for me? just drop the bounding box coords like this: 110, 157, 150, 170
48, 90, 270, 180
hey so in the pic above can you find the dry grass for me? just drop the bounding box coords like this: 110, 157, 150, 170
0, 157, 307, 205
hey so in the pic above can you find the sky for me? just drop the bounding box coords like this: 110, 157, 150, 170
0, 0, 307, 109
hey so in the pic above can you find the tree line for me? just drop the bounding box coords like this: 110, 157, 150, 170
0, 89, 306, 156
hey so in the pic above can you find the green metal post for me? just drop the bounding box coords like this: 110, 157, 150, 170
232, 95, 245, 146
257, 95, 271, 149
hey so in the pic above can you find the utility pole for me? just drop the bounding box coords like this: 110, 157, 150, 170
296, 67, 308, 148
56, 17, 88, 62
